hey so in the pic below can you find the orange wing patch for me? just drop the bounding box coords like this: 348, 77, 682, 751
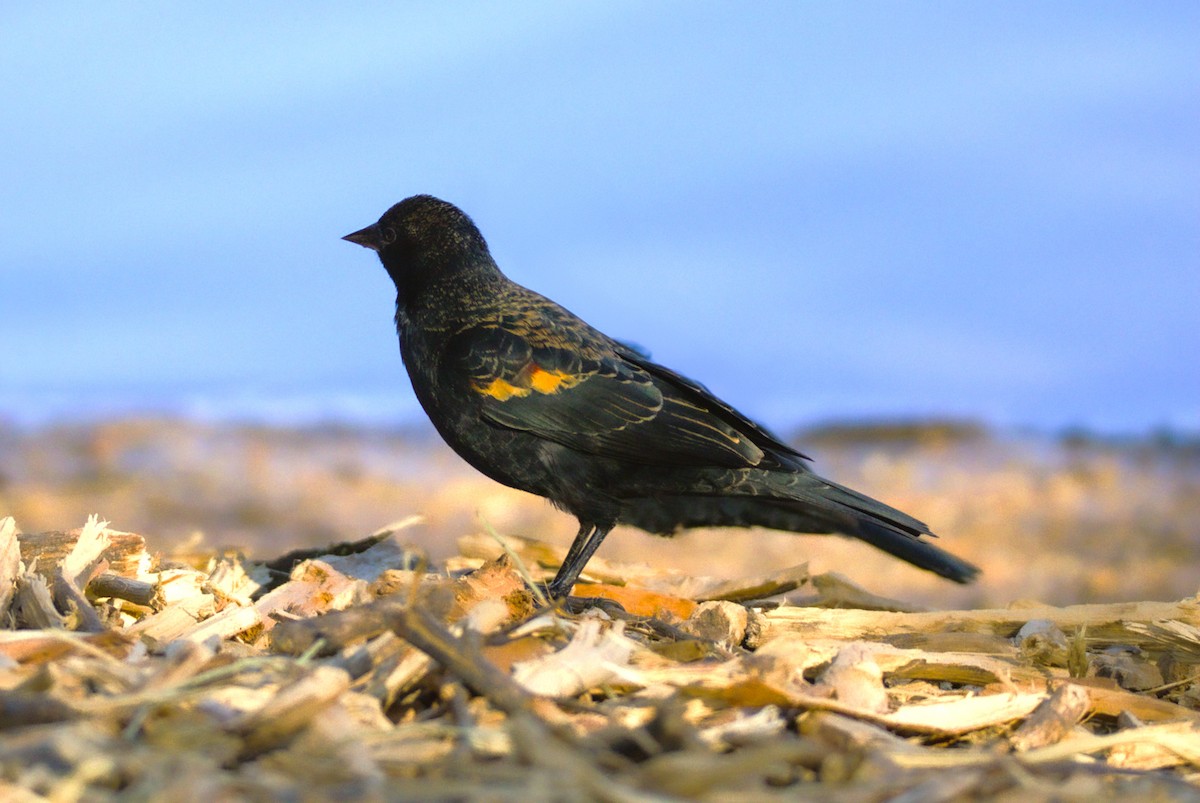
475, 365, 581, 401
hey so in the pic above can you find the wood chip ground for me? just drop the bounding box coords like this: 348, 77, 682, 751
2, 515, 1199, 801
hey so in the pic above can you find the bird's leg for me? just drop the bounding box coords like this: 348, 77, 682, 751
546, 523, 612, 599
553, 523, 594, 587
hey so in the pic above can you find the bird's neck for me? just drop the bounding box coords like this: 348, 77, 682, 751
391, 252, 507, 319
385, 243, 492, 299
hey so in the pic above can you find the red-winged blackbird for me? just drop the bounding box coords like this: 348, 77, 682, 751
344, 195, 979, 597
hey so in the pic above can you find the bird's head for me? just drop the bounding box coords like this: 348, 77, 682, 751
343, 195, 496, 299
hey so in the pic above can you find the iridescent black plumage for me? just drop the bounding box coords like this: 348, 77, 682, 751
344, 195, 978, 597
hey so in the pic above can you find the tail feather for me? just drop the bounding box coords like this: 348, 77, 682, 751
757, 473, 980, 584
618, 469, 980, 584
777, 475, 931, 536
837, 514, 980, 583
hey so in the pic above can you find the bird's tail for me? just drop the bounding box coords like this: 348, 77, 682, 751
756, 473, 980, 583
846, 517, 979, 583
620, 470, 980, 583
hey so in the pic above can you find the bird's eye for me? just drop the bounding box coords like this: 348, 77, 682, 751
380, 226, 397, 245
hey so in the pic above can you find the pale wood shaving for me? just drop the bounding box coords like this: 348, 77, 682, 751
176, 603, 262, 646
13, 569, 67, 630
882, 691, 1046, 735
126, 594, 216, 647
819, 643, 889, 713
60, 515, 111, 592
0, 517, 20, 619
511, 619, 639, 697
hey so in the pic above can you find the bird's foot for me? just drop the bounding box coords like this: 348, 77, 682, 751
562, 595, 626, 616
532, 580, 626, 615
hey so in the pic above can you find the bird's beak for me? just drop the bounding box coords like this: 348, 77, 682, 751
342, 223, 382, 251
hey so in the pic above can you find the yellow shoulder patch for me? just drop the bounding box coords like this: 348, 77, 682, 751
528, 367, 581, 394
475, 366, 582, 401
476, 377, 531, 401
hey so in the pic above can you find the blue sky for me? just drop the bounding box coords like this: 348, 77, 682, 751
2, 3, 1197, 432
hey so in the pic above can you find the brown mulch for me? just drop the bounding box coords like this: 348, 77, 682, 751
2, 515, 1199, 801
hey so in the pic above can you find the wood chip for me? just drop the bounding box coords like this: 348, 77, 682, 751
820, 643, 889, 714
571, 582, 697, 619
18, 525, 149, 580
694, 562, 810, 603
0, 517, 20, 619
126, 594, 216, 647
13, 570, 66, 630
511, 619, 638, 697
252, 558, 370, 633
176, 603, 262, 646
1009, 682, 1091, 751
682, 600, 750, 647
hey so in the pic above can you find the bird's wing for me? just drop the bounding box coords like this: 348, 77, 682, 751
447, 323, 767, 467
614, 345, 811, 464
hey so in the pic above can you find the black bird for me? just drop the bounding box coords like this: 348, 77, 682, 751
344, 196, 979, 597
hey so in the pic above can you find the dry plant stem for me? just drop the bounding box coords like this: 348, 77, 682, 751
54, 569, 106, 632
90, 656, 303, 730
387, 601, 537, 719
605, 606, 715, 646
890, 721, 1200, 770
272, 597, 410, 655
59, 516, 110, 590
755, 599, 1200, 648
1125, 620, 1200, 663
86, 573, 159, 608
356, 632, 435, 708
382, 594, 660, 800
1075, 679, 1200, 723
695, 562, 809, 603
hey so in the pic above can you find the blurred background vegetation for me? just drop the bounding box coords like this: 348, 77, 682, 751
2, 417, 1195, 608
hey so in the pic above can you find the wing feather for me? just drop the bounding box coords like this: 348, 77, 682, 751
447, 322, 768, 467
